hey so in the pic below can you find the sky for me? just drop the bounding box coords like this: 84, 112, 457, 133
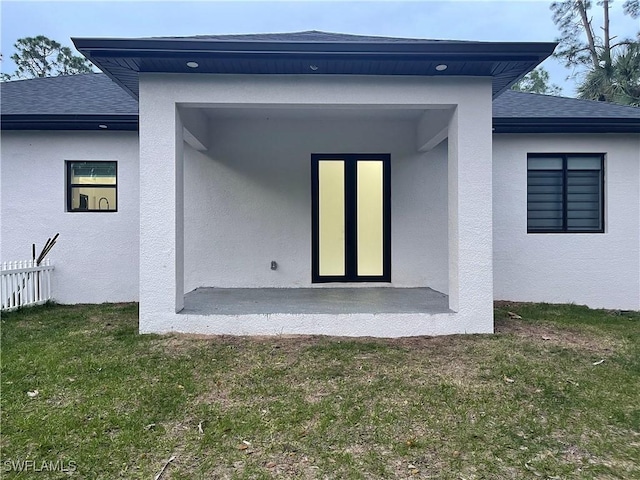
1, 0, 638, 96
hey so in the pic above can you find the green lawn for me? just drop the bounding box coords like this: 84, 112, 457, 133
1, 302, 638, 479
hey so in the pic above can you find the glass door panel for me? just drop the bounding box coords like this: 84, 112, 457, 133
357, 161, 384, 276
318, 160, 346, 276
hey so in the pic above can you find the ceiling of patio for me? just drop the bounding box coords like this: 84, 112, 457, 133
198, 106, 433, 121
180, 105, 454, 152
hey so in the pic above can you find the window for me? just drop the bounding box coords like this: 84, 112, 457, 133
67, 161, 117, 212
527, 154, 603, 233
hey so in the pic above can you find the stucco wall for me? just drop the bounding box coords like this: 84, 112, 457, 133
1, 131, 140, 304
493, 134, 640, 310
183, 117, 449, 292
139, 74, 494, 335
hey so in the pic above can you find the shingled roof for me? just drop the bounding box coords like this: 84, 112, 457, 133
493, 90, 640, 133
1, 73, 138, 115
1, 73, 138, 130
2, 73, 639, 132
145, 30, 476, 44
494, 90, 640, 119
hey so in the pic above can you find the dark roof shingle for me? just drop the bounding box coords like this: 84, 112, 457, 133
493, 89, 640, 119
145, 30, 474, 44
1, 73, 138, 115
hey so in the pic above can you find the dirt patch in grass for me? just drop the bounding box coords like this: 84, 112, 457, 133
495, 316, 623, 355
193, 382, 234, 407
151, 334, 201, 354
159, 331, 473, 352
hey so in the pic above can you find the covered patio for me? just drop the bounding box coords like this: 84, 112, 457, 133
181, 287, 450, 316
136, 74, 496, 336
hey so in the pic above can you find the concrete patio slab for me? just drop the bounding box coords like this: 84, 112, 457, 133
181, 287, 450, 315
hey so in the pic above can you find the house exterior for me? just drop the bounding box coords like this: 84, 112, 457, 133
2, 31, 639, 337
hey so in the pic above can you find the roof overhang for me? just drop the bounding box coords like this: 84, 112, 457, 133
72, 36, 558, 99
0, 114, 139, 131
493, 117, 640, 133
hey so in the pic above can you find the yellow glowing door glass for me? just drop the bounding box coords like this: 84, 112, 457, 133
357, 161, 384, 276
318, 161, 345, 276
312, 154, 389, 282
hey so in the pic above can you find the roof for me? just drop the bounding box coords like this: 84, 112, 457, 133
493, 90, 640, 133
0, 73, 138, 115
2, 73, 639, 134
494, 90, 640, 119
72, 30, 557, 99
144, 30, 478, 43
0, 74, 138, 130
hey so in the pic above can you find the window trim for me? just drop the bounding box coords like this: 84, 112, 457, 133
527, 153, 604, 234
66, 161, 118, 213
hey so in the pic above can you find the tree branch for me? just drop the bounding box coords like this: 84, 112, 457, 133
603, 0, 611, 61
577, 0, 600, 67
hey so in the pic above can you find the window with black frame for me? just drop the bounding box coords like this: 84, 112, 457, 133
527, 154, 604, 233
67, 161, 117, 212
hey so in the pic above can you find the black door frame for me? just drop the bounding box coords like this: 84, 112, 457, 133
311, 153, 391, 283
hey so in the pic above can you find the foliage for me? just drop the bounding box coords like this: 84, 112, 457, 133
578, 43, 640, 105
512, 67, 563, 95
550, 0, 640, 105
1, 35, 93, 81
623, 0, 639, 16
551, 0, 639, 69
2, 302, 639, 478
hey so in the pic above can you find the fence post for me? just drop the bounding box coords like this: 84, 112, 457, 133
45, 259, 50, 302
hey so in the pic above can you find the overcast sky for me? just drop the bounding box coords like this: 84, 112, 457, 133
1, 0, 638, 96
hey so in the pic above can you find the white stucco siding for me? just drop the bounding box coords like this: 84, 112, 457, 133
395, 142, 449, 294
141, 73, 484, 108
493, 134, 640, 310
446, 98, 494, 331
183, 117, 449, 292
1, 131, 140, 304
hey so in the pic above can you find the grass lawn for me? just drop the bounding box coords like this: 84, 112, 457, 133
1, 303, 639, 479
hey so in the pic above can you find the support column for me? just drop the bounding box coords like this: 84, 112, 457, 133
139, 94, 184, 333
447, 98, 494, 333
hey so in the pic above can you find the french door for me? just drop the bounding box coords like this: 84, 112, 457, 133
311, 154, 391, 283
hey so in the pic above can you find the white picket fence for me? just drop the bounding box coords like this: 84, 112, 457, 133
1, 259, 54, 311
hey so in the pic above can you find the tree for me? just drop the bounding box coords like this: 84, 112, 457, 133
512, 67, 563, 95
623, 0, 639, 16
550, 0, 640, 105
577, 43, 640, 105
1, 35, 93, 81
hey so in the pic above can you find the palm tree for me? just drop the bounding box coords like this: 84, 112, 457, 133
577, 43, 640, 106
